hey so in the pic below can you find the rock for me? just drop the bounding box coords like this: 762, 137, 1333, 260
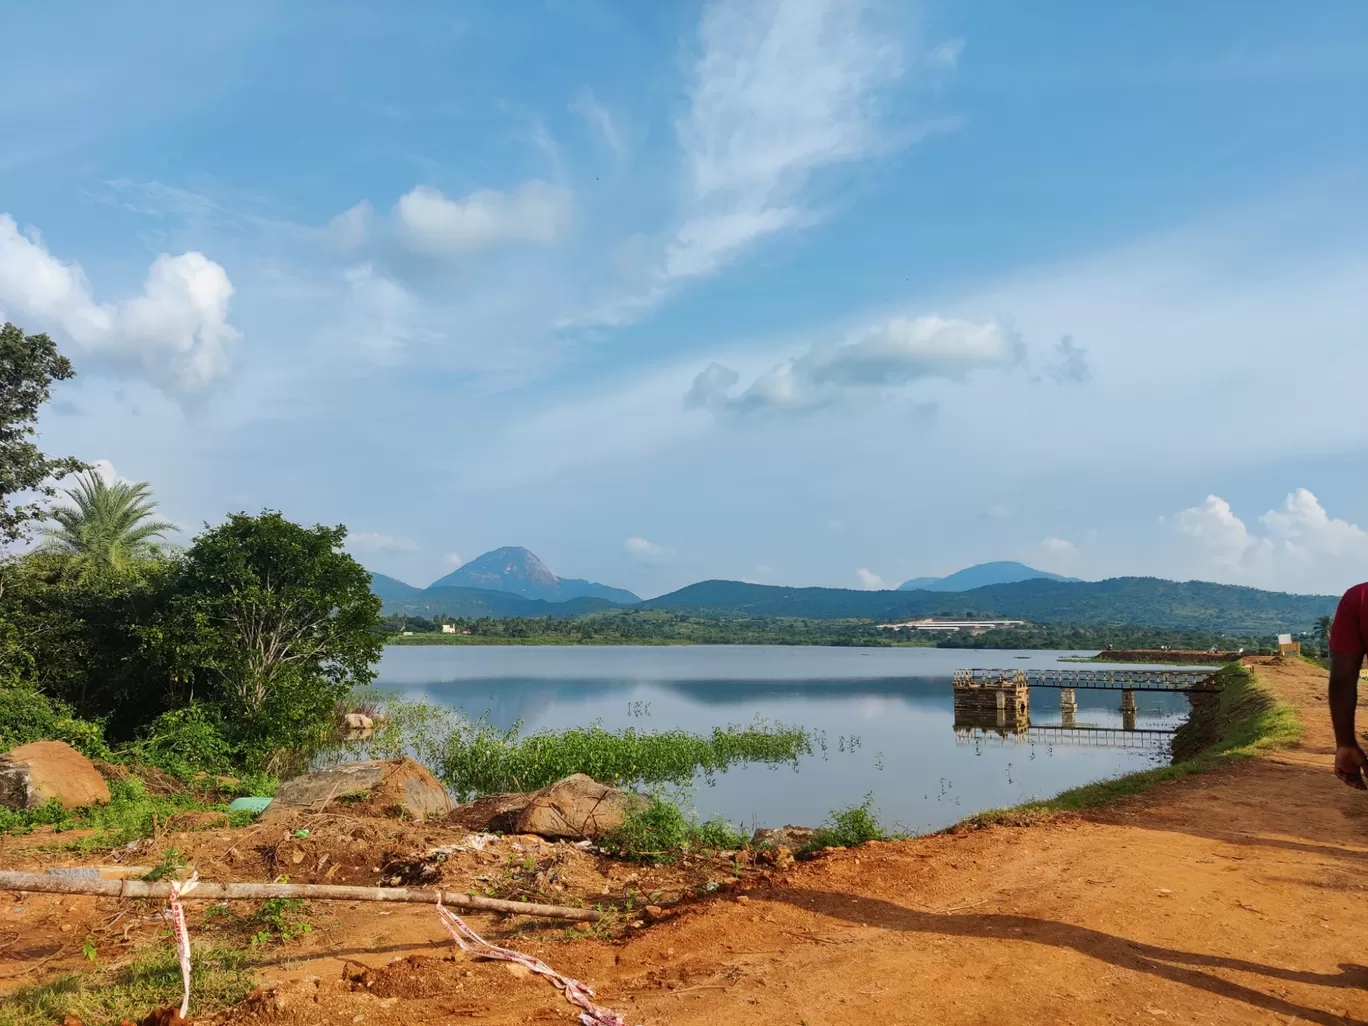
513, 774, 636, 840
0, 741, 112, 811
264, 758, 454, 822
448, 773, 638, 841
751, 825, 816, 851
166, 811, 230, 832
343, 713, 374, 731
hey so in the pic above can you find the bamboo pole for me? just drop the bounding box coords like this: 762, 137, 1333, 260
0, 871, 603, 922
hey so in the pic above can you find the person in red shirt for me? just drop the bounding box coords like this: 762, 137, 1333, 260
1330, 582, 1368, 788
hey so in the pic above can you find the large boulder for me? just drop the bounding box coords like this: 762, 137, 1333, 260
450, 774, 638, 841
0, 741, 112, 811
265, 758, 454, 822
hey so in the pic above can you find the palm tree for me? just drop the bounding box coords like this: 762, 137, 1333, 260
1316, 614, 1335, 645
40, 472, 177, 570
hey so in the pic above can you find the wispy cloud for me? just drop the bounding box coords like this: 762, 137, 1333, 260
573, 0, 923, 327
1044, 336, 1091, 384
347, 531, 419, 552
570, 87, 623, 158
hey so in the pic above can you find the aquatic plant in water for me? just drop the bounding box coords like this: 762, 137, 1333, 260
340, 693, 813, 801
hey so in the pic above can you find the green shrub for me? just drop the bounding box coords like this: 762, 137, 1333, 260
800, 794, 886, 854
121, 702, 235, 781
597, 795, 748, 864
0, 682, 110, 759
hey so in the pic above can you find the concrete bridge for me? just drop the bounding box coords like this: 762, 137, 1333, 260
952, 666, 1219, 732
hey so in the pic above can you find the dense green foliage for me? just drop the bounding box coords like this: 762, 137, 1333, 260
349, 696, 811, 801
640, 577, 1335, 632
1, 512, 381, 773
383, 609, 933, 646
934, 623, 1268, 651
154, 512, 382, 769
39, 472, 177, 569
0, 322, 85, 551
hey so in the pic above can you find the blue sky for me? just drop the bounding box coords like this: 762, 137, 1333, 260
3, 1, 1366, 598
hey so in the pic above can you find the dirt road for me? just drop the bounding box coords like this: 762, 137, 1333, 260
10, 656, 1368, 1025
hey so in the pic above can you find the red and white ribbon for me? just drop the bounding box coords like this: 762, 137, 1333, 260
167, 873, 200, 1019
435, 897, 633, 1026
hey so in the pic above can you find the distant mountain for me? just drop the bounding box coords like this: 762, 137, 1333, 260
642, 576, 1335, 633
368, 572, 424, 603
899, 561, 1081, 592
380, 585, 623, 619
426, 546, 639, 604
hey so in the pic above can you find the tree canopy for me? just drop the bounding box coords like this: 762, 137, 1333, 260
41, 471, 177, 570
159, 511, 383, 767
0, 323, 84, 550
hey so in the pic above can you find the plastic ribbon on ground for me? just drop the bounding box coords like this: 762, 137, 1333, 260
167, 872, 200, 1018
435, 896, 633, 1026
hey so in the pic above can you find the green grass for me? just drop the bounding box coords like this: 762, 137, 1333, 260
0, 944, 254, 1026
962, 662, 1302, 828
0, 774, 260, 848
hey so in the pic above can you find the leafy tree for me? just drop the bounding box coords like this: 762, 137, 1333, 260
158, 512, 383, 767
0, 552, 179, 737
40, 472, 177, 570
1316, 614, 1334, 644
0, 323, 85, 554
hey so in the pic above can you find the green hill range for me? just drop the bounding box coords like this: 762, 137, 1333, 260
372, 552, 1335, 633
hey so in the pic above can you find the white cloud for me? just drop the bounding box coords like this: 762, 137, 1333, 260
1170, 494, 1270, 570
393, 182, 572, 255
444, 552, 464, 566
0, 213, 238, 398
1259, 488, 1368, 562
347, 531, 419, 552
625, 536, 675, 563
856, 568, 886, 589
690, 315, 1014, 412
1166, 488, 1368, 592
89, 458, 130, 486
985, 504, 1012, 519
1040, 536, 1076, 554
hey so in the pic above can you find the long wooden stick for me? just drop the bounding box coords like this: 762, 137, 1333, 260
0, 871, 602, 922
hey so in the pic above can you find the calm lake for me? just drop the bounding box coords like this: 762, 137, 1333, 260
373, 646, 1200, 835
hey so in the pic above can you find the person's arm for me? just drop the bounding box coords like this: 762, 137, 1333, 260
1329, 585, 1368, 788
1331, 651, 1367, 788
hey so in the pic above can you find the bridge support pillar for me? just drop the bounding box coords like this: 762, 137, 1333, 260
1121, 689, 1137, 731
1060, 687, 1077, 728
